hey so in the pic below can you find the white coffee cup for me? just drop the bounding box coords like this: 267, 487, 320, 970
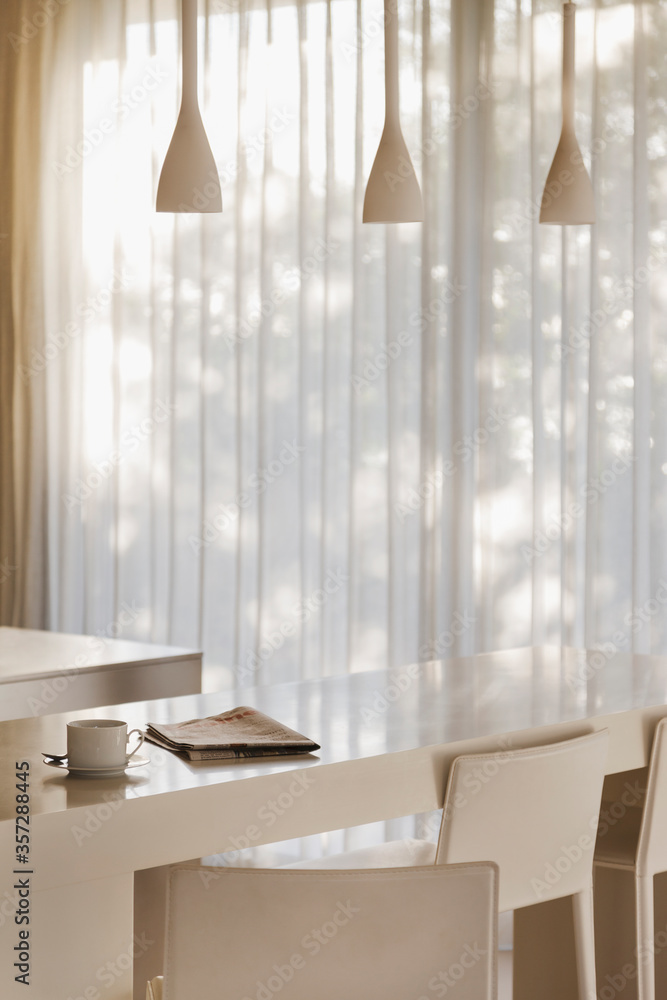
67, 719, 144, 769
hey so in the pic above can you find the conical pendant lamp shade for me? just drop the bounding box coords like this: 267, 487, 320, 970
156, 0, 222, 213
540, 2, 594, 225
363, 0, 423, 223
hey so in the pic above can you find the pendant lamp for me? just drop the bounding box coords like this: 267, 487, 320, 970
539, 2, 594, 225
363, 0, 423, 223
156, 0, 222, 213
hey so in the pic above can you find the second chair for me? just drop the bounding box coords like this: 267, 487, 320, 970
281, 728, 610, 1000
594, 715, 667, 1000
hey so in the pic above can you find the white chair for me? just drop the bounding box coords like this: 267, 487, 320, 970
594, 716, 667, 1000
146, 861, 498, 1000
280, 729, 610, 1000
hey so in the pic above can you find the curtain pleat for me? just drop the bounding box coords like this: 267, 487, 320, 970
234, 0, 249, 672
296, 0, 309, 682
477, 0, 495, 652
0, 1, 22, 628
346, 0, 363, 674
529, 0, 545, 644
450, 0, 482, 657
560, 227, 570, 642
632, 0, 651, 652
418, 0, 434, 656
646, 0, 667, 654
255, 2, 270, 681
320, 0, 334, 677
7, 0, 53, 629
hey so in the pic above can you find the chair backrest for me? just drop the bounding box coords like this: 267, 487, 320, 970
435, 728, 609, 911
161, 862, 498, 1000
637, 716, 667, 877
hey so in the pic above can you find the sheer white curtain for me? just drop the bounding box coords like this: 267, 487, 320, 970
3, 0, 667, 690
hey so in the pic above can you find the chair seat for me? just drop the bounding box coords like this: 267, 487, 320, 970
594, 804, 642, 869
282, 837, 436, 869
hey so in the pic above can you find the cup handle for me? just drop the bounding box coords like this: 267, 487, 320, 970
126, 728, 145, 759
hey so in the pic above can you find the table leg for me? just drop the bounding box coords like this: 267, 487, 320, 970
133, 860, 201, 1000
514, 897, 579, 1000
133, 866, 168, 1000
515, 874, 667, 1000
593, 867, 667, 1000
593, 867, 638, 1000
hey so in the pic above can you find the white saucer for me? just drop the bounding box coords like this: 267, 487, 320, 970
43, 754, 150, 777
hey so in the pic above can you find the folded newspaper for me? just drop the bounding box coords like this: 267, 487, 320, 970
144, 706, 320, 761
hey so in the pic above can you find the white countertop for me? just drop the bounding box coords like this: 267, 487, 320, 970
0, 626, 202, 683
1, 644, 666, 828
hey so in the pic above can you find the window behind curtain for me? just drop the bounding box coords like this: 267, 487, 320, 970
24, 0, 667, 691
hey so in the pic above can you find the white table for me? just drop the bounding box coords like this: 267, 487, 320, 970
1, 645, 666, 1000
0, 627, 202, 720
